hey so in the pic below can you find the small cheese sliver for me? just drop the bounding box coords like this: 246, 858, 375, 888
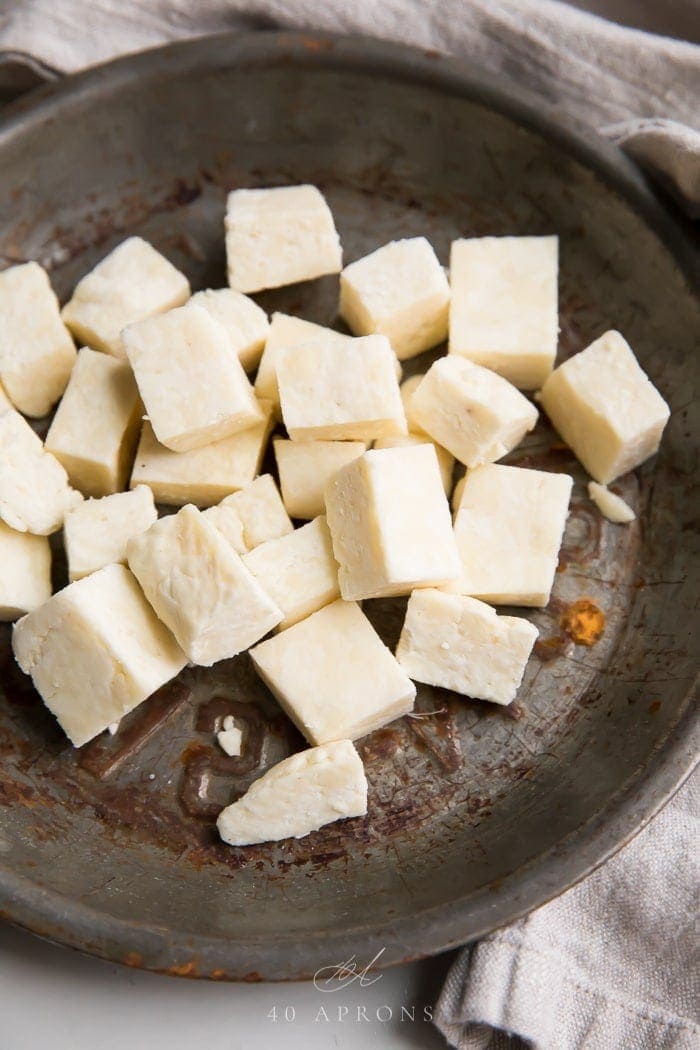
588, 482, 636, 524
396, 589, 538, 706
0, 262, 76, 417
449, 236, 558, 389
340, 237, 450, 360
217, 739, 367, 846
61, 236, 190, 358
217, 715, 243, 757
12, 564, 187, 747
445, 464, 573, 607
124, 304, 262, 452
64, 485, 158, 581
278, 334, 406, 442
411, 356, 538, 467
243, 516, 340, 631
225, 185, 342, 293
539, 330, 669, 484
400, 374, 429, 436
45, 347, 142, 497
189, 288, 269, 372
274, 438, 368, 520
129, 403, 273, 508
127, 504, 282, 666
250, 600, 416, 745
0, 404, 82, 535
0, 522, 51, 621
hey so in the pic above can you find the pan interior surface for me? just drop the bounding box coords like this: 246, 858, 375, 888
0, 34, 697, 979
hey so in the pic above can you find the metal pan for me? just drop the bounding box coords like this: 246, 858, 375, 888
0, 32, 697, 980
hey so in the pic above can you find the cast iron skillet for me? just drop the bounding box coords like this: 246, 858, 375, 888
0, 32, 697, 980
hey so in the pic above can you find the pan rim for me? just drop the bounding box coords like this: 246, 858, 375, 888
0, 29, 697, 980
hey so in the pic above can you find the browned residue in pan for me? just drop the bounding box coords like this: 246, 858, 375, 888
560, 598, 606, 647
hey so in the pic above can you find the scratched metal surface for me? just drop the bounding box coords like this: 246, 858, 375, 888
0, 34, 697, 979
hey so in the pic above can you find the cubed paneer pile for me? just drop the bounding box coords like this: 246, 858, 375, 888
3, 185, 669, 848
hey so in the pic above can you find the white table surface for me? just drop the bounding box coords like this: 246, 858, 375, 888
0, 921, 455, 1049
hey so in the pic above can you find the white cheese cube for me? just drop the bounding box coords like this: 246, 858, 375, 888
61, 237, 190, 358
411, 356, 538, 467
189, 288, 269, 372
0, 405, 82, 535
127, 505, 282, 666
217, 715, 243, 757
273, 437, 367, 519
396, 589, 538, 705
445, 464, 573, 607
220, 474, 292, 549
203, 475, 292, 554
539, 330, 670, 483
373, 434, 454, 495
0, 262, 76, 417
255, 313, 355, 412
588, 482, 636, 524
449, 236, 559, 389
340, 237, 450, 360
44, 347, 141, 497
400, 374, 428, 435
225, 185, 342, 293
325, 444, 460, 601
12, 563, 187, 746
278, 334, 406, 442
0, 522, 51, 620
251, 600, 415, 744
243, 516, 339, 631
129, 403, 273, 507
124, 304, 262, 452
217, 739, 367, 846
64, 485, 158, 582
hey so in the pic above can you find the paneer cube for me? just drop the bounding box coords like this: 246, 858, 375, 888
44, 347, 141, 497
340, 237, 450, 360
0, 404, 82, 535
449, 236, 558, 389
61, 236, 190, 358
123, 304, 262, 452
539, 330, 670, 483
325, 444, 460, 601
445, 464, 573, 606
250, 600, 415, 744
64, 485, 157, 582
411, 356, 538, 467
205, 474, 292, 551
217, 739, 367, 846
278, 334, 406, 442
0, 262, 76, 417
273, 438, 367, 520
12, 563, 187, 746
243, 516, 340, 631
373, 434, 454, 495
255, 313, 354, 412
0, 522, 51, 620
127, 505, 282, 666
129, 402, 273, 507
225, 185, 342, 293
189, 288, 269, 372
396, 589, 538, 705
